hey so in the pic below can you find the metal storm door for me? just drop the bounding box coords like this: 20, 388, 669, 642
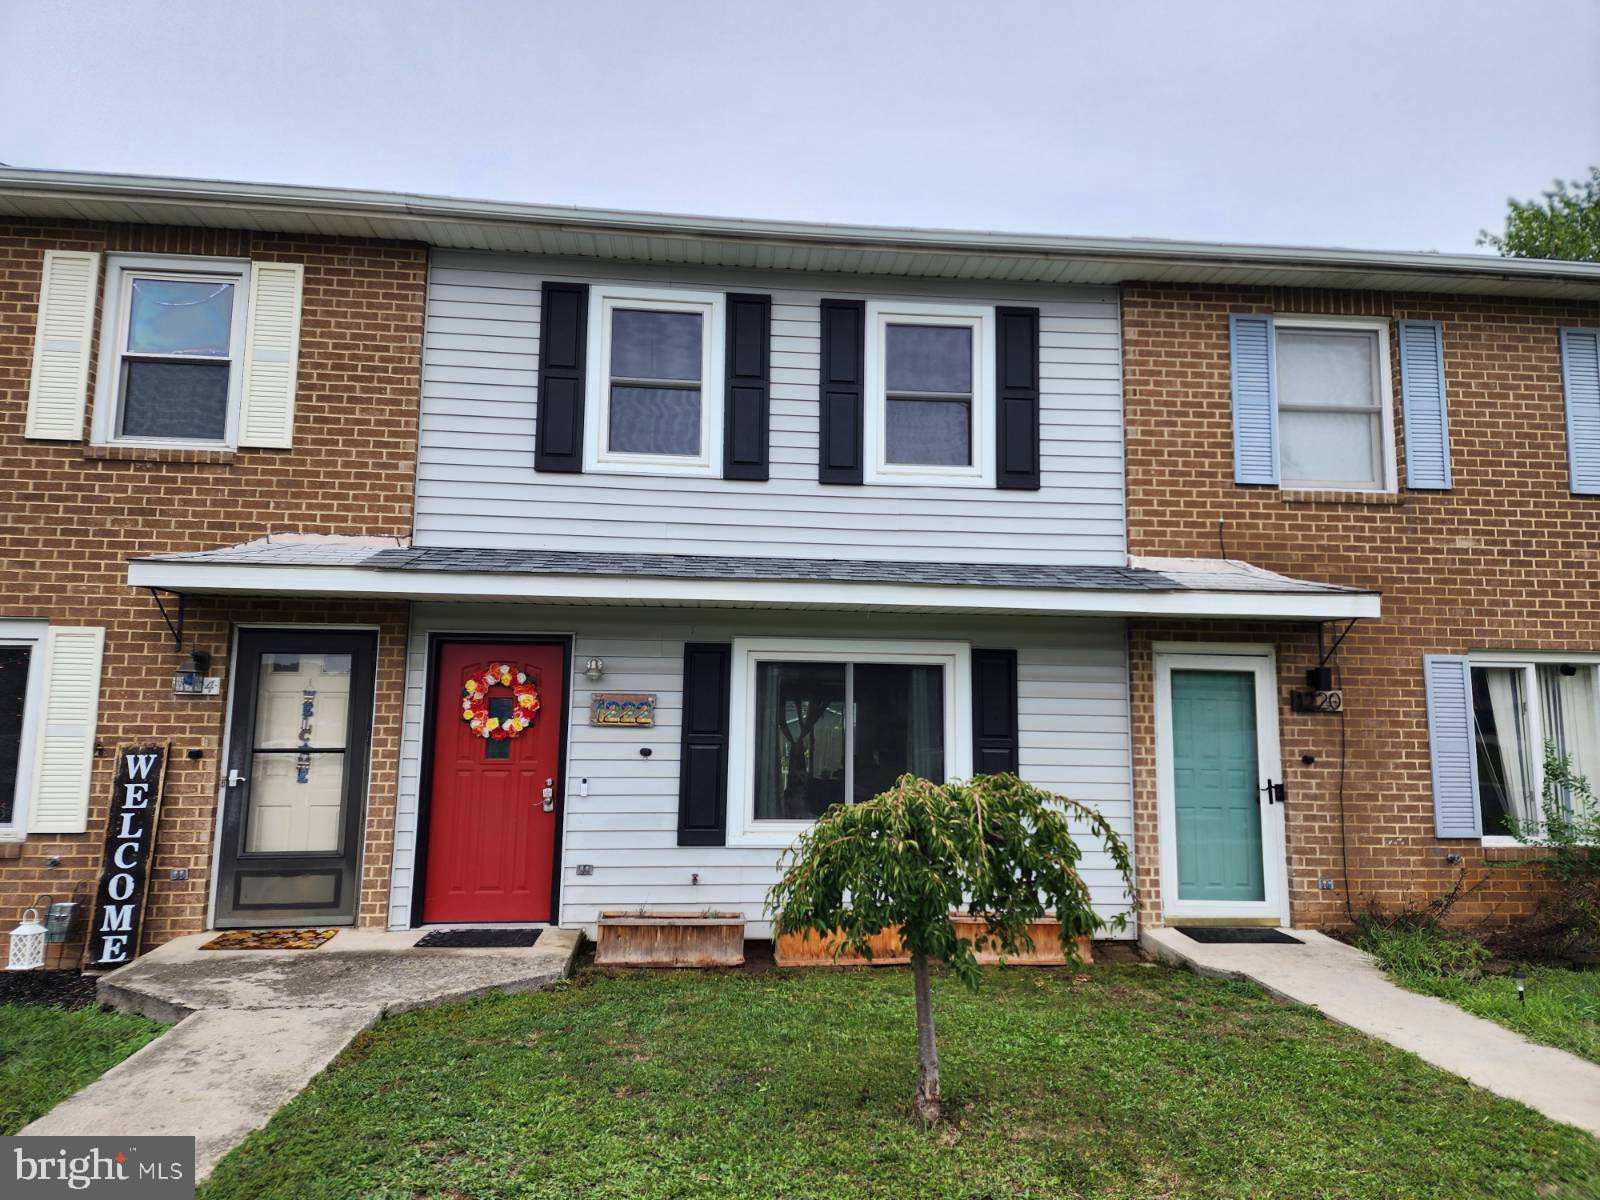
215, 629, 376, 927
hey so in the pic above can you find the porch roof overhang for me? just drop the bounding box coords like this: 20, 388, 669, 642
126, 538, 1380, 621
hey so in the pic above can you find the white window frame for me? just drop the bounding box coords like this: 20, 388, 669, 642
0, 620, 48, 842
1468, 650, 1600, 846
91, 254, 251, 450
863, 300, 997, 488
582, 284, 725, 478
1273, 314, 1397, 493
725, 637, 973, 848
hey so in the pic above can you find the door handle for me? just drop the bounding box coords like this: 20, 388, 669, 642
227, 769, 248, 788
1262, 780, 1285, 805
540, 777, 556, 813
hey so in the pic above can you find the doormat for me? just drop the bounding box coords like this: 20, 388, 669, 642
415, 927, 542, 949
201, 928, 339, 951
1175, 927, 1303, 945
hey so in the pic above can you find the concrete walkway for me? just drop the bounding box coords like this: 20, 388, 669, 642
21, 927, 582, 1179
1142, 927, 1600, 1138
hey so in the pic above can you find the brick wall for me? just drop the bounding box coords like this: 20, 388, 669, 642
1122, 283, 1600, 929
0, 220, 425, 955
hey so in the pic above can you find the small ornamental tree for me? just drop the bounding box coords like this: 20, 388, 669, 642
767, 772, 1133, 1125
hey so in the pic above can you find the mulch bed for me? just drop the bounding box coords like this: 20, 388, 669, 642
0, 969, 99, 1010
200, 928, 339, 951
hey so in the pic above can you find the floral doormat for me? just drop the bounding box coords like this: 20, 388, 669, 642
200, 928, 339, 951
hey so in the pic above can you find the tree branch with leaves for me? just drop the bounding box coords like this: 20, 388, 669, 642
767, 772, 1133, 1125
1479, 167, 1600, 262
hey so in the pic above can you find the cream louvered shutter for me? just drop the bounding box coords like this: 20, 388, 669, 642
28, 627, 104, 834
237, 261, 305, 448
24, 250, 100, 441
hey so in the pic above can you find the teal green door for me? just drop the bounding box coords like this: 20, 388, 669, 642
1171, 670, 1265, 903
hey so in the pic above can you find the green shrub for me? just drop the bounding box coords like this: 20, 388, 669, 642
1354, 918, 1489, 981
1502, 742, 1600, 958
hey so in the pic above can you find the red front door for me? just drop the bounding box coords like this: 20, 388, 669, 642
422, 641, 564, 923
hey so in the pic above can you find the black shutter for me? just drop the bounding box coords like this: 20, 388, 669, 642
971, 649, 1020, 776
819, 299, 865, 484
995, 306, 1041, 490
724, 293, 771, 480
534, 282, 588, 473
677, 642, 732, 846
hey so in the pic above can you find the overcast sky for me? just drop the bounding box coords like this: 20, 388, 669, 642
2, 1, 1596, 252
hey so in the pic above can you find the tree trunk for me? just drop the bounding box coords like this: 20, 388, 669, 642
910, 950, 941, 1125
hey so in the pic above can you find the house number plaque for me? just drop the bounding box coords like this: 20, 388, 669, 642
1290, 688, 1344, 714
590, 692, 657, 727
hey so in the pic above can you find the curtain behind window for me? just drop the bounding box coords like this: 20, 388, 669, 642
1474, 666, 1535, 833
1539, 665, 1600, 812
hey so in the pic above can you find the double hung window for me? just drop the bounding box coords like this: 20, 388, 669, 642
95, 256, 249, 445
586, 286, 723, 475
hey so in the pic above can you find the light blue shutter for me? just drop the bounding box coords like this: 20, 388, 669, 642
1229, 314, 1278, 485
1423, 655, 1482, 839
1398, 320, 1451, 489
1560, 327, 1600, 495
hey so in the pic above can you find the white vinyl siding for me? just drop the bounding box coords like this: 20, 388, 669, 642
25, 250, 100, 441
417, 252, 1124, 565
27, 626, 104, 834
389, 605, 1134, 936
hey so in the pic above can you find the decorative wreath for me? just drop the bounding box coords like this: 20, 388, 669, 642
460, 664, 541, 740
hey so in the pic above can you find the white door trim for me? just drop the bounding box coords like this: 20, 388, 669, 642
1154, 644, 1289, 924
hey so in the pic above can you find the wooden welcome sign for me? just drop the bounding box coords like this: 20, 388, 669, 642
86, 742, 168, 969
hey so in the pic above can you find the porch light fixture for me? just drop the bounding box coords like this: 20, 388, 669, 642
6, 906, 47, 971
584, 657, 605, 682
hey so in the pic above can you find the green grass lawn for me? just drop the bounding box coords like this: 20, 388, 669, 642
1355, 922, 1600, 1066
0, 1002, 164, 1134
202, 961, 1600, 1200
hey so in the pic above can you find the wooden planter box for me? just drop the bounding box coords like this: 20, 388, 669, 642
594, 911, 745, 968
776, 916, 1093, 968
775, 926, 910, 967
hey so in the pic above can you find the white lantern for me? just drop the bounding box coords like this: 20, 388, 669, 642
7, 907, 46, 971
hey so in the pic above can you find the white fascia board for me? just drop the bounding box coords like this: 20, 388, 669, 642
128, 559, 1381, 621
2, 169, 1599, 296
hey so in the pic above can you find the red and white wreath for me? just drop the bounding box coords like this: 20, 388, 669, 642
460, 664, 541, 740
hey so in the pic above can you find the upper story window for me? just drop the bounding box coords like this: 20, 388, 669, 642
1470, 656, 1599, 842
92, 255, 249, 447
863, 301, 996, 486
1274, 315, 1395, 491
584, 285, 724, 477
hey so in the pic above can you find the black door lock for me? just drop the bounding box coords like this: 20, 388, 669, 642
1262, 780, 1285, 805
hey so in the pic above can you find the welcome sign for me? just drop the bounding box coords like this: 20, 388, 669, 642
87, 743, 168, 969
